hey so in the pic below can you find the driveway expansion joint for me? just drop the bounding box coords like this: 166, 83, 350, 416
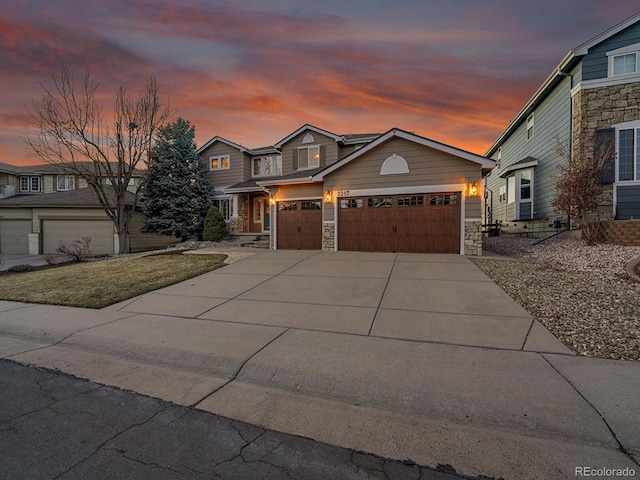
368, 253, 399, 336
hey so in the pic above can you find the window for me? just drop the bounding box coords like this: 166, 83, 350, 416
612, 53, 637, 76
212, 198, 231, 221
526, 113, 535, 140
57, 175, 75, 191
278, 202, 297, 211
340, 198, 363, 209
429, 194, 458, 205
520, 170, 531, 200
297, 146, 320, 169
210, 155, 230, 171
499, 185, 506, 202
618, 127, 640, 181
252, 156, 282, 177
20, 176, 41, 192
301, 200, 321, 210
397, 196, 424, 207
368, 197, 392, 208
507, 176, 516, 204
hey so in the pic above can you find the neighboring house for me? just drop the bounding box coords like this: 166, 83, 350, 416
485, 12, 640, 235
198, 124, 494, 254
0, 162, 172, 255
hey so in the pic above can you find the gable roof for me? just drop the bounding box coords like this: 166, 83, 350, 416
196, 136, 251, 155
486, 11, 640, 158
312, 128, 494, 181
274, 124, 343, 148
0, 187, 137, 208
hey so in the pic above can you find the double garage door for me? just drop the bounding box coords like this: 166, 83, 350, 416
276, 193, 461, 253
42, 219, 114, 255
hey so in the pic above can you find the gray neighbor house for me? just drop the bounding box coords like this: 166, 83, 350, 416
485, 11, 640, 243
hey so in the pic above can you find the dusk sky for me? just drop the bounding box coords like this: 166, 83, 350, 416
2, 1, 639, 165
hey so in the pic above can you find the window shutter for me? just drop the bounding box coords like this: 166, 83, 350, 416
292, 149, 299, 170
319, 145, 326, 167
594, 128, 615, 184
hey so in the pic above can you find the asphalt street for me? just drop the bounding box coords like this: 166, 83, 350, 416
0, 359, 476, 480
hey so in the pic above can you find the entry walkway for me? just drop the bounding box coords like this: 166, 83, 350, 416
0, 250, 638, 479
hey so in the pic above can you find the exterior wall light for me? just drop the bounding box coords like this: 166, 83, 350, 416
325, 190, 332, 203
469, 182, 478, 196
269, 197, 275, 205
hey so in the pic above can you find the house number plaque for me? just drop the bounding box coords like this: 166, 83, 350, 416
337, 190, 350, 197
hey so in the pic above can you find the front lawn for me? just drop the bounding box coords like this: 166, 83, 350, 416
0, 253, 226, 309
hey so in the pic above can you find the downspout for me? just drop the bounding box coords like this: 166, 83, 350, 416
557, 68, 574, 229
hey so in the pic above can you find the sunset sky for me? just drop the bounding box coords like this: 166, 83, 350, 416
2, 1, 639, 165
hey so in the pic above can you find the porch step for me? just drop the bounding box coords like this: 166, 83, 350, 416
240, 238, 270, 249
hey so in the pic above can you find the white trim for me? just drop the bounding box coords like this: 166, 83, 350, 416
465, 218, 482, 222
323, 221, 336, 224
579, 73, 640, 91
275, 195, 322, 201
380, 154, 410, 175
314, 129, 493, 181
197, 136, 249, 155
257, 177, 316, 186
275, 124, 342, 148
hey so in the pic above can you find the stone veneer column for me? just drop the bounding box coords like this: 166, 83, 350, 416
464, 221, 482, 256
322, 223, 335, 252
28, 233, 39, 255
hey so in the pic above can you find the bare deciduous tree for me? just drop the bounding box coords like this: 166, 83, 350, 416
26, 65, 170, 253
552, 131, 615, 245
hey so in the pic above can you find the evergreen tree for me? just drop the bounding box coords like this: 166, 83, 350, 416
202, 206, 228, 242
142, 118, 211, 240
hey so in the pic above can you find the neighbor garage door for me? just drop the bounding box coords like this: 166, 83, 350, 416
338, 193, 461, 253
276, 200, 322, 250
0, 219, 31, 254
42, 219, 114, 255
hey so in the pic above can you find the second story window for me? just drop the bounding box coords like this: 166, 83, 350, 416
252, 155, 282, 177
20, 176, 41, 192
297, 146, 320, 169
526, 113, 535, 140
210, 155, 230, 171
57, 175, 75, 191
613, 53, 637, 76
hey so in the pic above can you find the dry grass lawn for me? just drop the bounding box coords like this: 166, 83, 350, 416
0, 253, 226, 309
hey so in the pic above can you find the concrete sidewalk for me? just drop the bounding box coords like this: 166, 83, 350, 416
0, 249, 638, 479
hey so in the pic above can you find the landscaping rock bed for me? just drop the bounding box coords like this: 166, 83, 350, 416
472, 237, 640, 361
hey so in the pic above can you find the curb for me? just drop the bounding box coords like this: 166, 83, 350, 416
626, 256, 640, 283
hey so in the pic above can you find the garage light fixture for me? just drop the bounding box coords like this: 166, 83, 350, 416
469, 182, 478, 196
324, 190, 332, 203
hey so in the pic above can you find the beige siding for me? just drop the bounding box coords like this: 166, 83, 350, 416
323, 137, 481, 191
200, 143, 249, 189
465, 196, 482, 218
280, 131, 340, 175
272, 183, 323, 200
128, 212, 177, 253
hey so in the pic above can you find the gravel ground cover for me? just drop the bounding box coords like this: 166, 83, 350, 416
471, 236, 640, 361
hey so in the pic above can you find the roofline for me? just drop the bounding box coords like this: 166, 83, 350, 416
274, 124, 342, 148
313, 128, 494, 181
574, 11, 640, 55
223, 186, 263, 193
196, 136, 251, 155
499, 158, 539, 178
256, 176, 317, 186
486, 11, 640, 157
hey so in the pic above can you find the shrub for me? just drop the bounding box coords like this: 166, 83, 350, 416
57, 237, 92, 262
202, 207, 227, 242
8, 264, 35, 273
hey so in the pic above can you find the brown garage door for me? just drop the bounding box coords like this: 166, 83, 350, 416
277, 200, 322, 250
338, 193, 461, 253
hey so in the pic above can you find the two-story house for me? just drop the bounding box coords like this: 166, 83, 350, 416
198, 124, 494, 254
485, 12, 640, 242
0, 162, 172, 255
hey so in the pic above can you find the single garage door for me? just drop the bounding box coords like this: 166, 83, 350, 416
42, 219, 114, 255
277, 200, 322, 250
338, 193, 461, 253
0, 219, 31, 254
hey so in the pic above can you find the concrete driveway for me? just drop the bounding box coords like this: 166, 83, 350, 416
0, 254, 70, 271
0, 249, 638, 479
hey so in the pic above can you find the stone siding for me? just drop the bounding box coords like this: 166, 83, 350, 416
322, 223, 335, 252
464, 221, 482, 256
599, 219, 640, 246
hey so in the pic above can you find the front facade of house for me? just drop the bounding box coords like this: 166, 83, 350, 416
0, 163, 172, 255
485, 12, 640, 230
198, 125, 494, 255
